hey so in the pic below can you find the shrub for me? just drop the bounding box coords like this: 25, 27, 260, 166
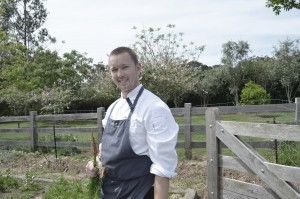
240, 81, 271, 105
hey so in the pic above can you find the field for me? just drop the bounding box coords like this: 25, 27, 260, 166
0, 111, 299, 198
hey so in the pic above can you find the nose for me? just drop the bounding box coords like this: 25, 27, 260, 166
117, 69, 124, 77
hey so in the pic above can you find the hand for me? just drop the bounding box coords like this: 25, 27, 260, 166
86, 160, 99, 177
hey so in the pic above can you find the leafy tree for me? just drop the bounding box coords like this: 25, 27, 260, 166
0, 0, 52, 49
132, 24, 205, 106
60, 50, 94, 91
221, 40, 250, 68
240, 81, 271, 105
241, 56, 277, 92
78, 69, 119, 109
187, 60, 210, 70
0, 85, 38, 115
266, 0, 300, 15
0, 0, 17, 33
39, 85, 72, 114
221, 40, 251, 105
273, 38, 300, 103
0, 38, 97, 114
195, 66, 226, 106
149, 64, 196, 107
0, 31, 32, 91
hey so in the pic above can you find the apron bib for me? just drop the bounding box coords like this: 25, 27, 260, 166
101, 87, 154, 199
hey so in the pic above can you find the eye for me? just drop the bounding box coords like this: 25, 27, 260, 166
111, 68, 117, 73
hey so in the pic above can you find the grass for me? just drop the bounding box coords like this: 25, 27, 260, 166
0, 169, 45, 199
0, 169, 92, 199
43, 177, 96, 199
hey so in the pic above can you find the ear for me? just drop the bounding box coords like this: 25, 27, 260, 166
136, 63, 142, 73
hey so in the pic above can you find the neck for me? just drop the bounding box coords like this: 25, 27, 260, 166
122, 83, 140, 98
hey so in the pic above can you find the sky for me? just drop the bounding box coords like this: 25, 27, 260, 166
43, 0, 300, 66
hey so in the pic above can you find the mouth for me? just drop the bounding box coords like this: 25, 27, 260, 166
118, 79, 128, 86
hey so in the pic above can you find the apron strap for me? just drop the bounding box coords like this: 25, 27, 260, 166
126, 86, 144, 117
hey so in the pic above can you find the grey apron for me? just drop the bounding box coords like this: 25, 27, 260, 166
101, 87, 154, 199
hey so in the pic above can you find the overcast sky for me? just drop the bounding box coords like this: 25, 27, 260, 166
43, 0, 300, 66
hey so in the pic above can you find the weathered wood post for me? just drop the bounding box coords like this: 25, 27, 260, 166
97, 107, 105, 145
29, 111, 37, 152
296, 98, 300, 124
206, 108, 220, 199
184, 103, 192, 160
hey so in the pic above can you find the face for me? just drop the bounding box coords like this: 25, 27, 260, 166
109, 52, 141, 97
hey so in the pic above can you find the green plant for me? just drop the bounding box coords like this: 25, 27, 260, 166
20, 171, 40, 192
43, 177, 89, 199
87, 133, 102, 199
240, 81, 271, 105
278, 141, 300, 166
0, 169, 20, 192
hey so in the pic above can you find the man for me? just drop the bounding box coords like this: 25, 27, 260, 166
86, 47, 178, 199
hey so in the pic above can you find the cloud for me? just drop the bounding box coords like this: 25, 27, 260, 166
44, 0, 300, 66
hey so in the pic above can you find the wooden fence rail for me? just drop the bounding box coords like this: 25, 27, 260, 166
0, 99, 299, 160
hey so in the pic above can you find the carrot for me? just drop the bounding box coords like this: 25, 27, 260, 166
87, 133, 102, 199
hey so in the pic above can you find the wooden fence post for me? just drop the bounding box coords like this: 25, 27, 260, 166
206, 108, 220, 199
296, 98, 300, 124
97, 107, 105, 145
30, 111, 37, 152
184, 103, 192, 160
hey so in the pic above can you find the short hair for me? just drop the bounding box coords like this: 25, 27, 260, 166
109, 47, 139, 65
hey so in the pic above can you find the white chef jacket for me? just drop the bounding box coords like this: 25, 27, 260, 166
101, 84, 178, 178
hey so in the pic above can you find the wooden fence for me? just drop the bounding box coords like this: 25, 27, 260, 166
206, 107, 300, 199
0, 99, 299, 159
0, 108, 105, 152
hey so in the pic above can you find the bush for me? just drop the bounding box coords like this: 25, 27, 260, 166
240, 81, 271, 105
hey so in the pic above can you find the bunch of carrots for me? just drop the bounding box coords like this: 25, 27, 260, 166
87, 133, 102, 199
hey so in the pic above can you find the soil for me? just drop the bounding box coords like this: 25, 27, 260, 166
0, 150, 261, 199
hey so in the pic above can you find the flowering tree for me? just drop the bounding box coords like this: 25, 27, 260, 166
132, 24, 205, 106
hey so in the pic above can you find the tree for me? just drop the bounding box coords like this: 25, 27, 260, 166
273, 38, 300, 103
0, 30, 31, 91
187, 60, 210, 70
195, 66, 227, 106
142, 63, 197, 107
39, 85, 72, 114
240, 81, 271, 105
132, 24, 205, 106
221, 40, 250, 68
0, 0, 17, 33
0, 0, 52, 49
78, 68, 119, 109
240, 56, 277, 92
221, 40, 251, 105
266, 0, 300, 15
61, 50, 94, 90
0, 85, 39, 115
